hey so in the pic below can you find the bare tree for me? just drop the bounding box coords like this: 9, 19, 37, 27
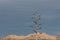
32, 12, 42, 40
32, 13, 42, 34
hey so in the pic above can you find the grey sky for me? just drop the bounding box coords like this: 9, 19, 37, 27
0, 0, 60, 37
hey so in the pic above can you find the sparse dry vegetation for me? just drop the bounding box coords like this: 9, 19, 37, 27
0, 33, 60, 40
56, 34, 60, 40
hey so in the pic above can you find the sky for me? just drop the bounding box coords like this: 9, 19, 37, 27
0, 0, 60, 37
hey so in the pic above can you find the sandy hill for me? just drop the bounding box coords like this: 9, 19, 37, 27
25, 32, 56, 40
1, 32, 57, 40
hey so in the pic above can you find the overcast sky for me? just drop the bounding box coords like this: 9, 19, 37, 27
0, 0, 60, 37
